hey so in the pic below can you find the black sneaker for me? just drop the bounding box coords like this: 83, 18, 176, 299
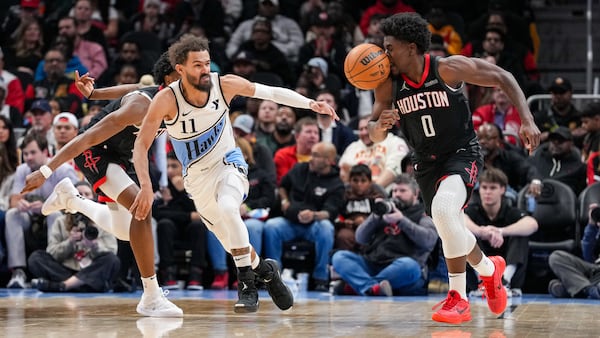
314, 279, 329, 292
234, 268, 259, 313
259, 259, 293, 311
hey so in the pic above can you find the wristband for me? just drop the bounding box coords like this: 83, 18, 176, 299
40, 165, 52, 179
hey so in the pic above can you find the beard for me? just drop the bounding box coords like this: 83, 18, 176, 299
275, 122, 293, 135
187, 73, 212, 92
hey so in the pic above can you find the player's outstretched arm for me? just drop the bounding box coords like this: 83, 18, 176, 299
438, 55, 540, 152
131, 89, 176, 220
75, 70, 146, 101
220, 74, 339, 120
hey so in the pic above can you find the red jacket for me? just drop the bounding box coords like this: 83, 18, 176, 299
274, 145, 298, 186
359, 0, 415, 35
473, 103, 522, 144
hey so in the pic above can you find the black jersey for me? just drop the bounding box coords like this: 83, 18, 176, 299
84, 86, 159, 163
393, 55, 477, 159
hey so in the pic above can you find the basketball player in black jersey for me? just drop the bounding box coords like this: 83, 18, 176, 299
20, 54, 184, 318
369, 13, 540, 324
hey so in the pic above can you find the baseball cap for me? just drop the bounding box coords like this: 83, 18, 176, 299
233, 114, 254, 134
53, 112, 79, 128
232, 50, 255, 65
548, 126, 572, 141
549, 77, 572, 93
307, 57, 328, 76
30, 99, 51, 113
21, 0, 40, 8
259, 0, 278, 6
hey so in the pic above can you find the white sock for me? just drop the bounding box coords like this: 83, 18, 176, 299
141, 275, 160, 294
472, 255, 495, 277
233, 253, 252, 267
504, 264, 516, 285
448, 272, 467, 300
251, 254, 260, 270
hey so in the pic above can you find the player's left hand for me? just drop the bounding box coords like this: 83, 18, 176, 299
74, 70, 95, 98
520, 119, 541, 155
309, 101, 339, 121
21, 170, 46, 194
130, 187, 154, 221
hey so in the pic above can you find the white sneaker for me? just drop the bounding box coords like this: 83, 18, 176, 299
42, 178, 78, 215
136, 317, 183, 338
7, 269, 27, 289
136, 288, 183, 317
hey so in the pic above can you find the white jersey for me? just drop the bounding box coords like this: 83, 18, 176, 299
165, 73, 236, 175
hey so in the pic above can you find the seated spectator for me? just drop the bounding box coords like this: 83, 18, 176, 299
26, 49, 84, 116
295, 57, 342, 101
426, 6, 462, 55
580, 102, 600, 162
97, 40, 153, 87
56, 16, 107, 79
464, 168, 538, 296
2, 18, 44, 78
154, 152, 208, 291
339, 116, 409, 189
331, 174, 437, 296
256, 105, 296, 156
335, 164, 386, 251
315, 90, 356, 155
27, 181, 119, 292
52, 112, 79, 152
0, 141, 17, 265
129, 0, 175, 50
274, 117, 319, 185
359, 0, 414, 37
26, 99, 56, 152
0, 81, 24, 128
472, 87, 521, 146
0, 47, 25, 114
71, 0, 109, 60
533, 76, 584, 144
528, 127, 586, 195
5, 132, 78, 288
34, 34, 88, 82
548, 203, 600, 299
232, 114, 276, 182
254, 100, 277, 144
264, 142, 345, 291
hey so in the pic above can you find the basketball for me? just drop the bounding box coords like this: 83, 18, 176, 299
344, 43, 390, 90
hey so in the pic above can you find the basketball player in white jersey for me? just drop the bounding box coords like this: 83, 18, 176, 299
130, 36, 338, 313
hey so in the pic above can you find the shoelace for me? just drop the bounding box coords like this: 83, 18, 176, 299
432, 292, 459, 311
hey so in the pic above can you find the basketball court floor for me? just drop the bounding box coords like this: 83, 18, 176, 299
1, 288, 598, 337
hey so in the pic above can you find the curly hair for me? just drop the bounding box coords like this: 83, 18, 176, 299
168, 35, 210, 67
380, 13, 431, 54
153, 52, 174, 85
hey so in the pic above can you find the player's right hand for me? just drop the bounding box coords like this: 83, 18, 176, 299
376, 109, 399, 130
21, 170, 46, 194
75, 70, 95, 98
130, 187, 154, 221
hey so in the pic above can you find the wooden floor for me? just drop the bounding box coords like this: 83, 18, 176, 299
1, 289, 599, 337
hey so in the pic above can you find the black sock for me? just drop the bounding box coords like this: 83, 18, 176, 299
252, 259, 269, 276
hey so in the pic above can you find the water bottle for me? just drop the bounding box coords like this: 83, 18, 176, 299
526, 194, 536, 214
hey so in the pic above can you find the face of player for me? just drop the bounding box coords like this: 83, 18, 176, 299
182, 51, 212, 92
479, 181, 505, 208
383, 36, 414, 75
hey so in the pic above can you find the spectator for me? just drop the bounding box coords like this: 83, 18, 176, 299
339, 116, 409, 189
0, 115, 19, 169
580, 102, 600, 162
529, 126, 586, 195
71, 0, 109, 62
426, 6, 462, 55
154, 152, 208, 291
172, 0, 226, 44
227, 0, 304, 63
359, 0, 414, 36
233, 18, 294, 87
2, 18, 44, 78
27, 181, 119, 292
274, 117, 319, 185
256, 105, 296, 156
533, 76, 584, 143
0, 47, 25, 113
264, 142, 345, 291
472, 87, 522, 146
335, 164, 386, 251
0, 141, 17, 265
0, 0, 43, 48
232, 114, 276, 182
298, 10, 347, 83
331, 174, 437, 296
27, 49, 84, 116
295, 57, 342, 101
5, 132, 78, 288
55, 16, 107, 79
548, 203, 600, 299
34, 35, 89, 82
315, 90, 356, 155
254, 99, 277, 140
464, 168, 538, 295
129, 0, 174, 50
97, 40, 153, 87
26, 99, 56, 151
0, 81, 24, 128
478, 123, 542, 199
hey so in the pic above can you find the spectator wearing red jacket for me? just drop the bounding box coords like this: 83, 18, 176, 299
473, 87, 521, 146
359, 0, 414, 36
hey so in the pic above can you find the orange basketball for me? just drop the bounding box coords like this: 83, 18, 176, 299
344, 43, 390, 90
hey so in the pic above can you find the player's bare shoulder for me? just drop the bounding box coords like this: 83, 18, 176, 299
219, 73, 254, 100
437, 55, 477, 87
151, 86, 177, 120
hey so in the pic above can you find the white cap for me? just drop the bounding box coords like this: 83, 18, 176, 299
53, 112, 79, 128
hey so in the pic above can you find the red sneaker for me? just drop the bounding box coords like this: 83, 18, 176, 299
479, 256, 508, 315
211, 272, 229, 290
431, 290, 471, 324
